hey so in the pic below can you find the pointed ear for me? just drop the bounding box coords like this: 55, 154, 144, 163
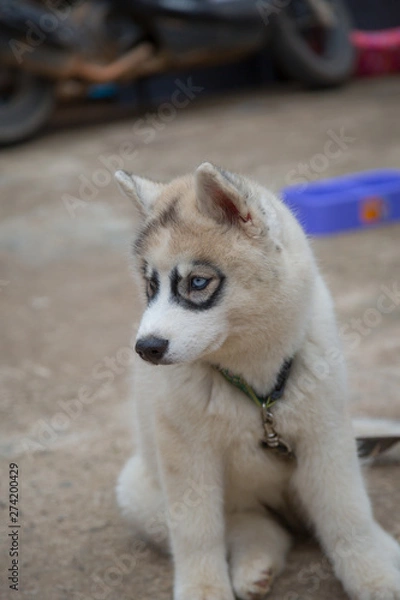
114, 170, 162, 215
195, 162, 257, 230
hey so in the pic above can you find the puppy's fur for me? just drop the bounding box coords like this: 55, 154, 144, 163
115, 163, 400, 600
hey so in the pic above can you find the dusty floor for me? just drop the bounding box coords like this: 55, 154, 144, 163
1, 77, 400, 600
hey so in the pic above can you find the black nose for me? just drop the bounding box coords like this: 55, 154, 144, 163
135, 336, 169, 364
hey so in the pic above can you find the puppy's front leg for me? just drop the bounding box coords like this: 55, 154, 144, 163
293, 421, 400, 600
157, 419, 234, 600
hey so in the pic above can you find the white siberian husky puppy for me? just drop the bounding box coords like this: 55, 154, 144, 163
115, 163, 400, 600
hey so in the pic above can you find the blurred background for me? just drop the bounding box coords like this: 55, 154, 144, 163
0, 0, 400, 145
1, 2, 400, 599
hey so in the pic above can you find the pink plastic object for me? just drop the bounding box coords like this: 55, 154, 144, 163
351, 28, 400, 76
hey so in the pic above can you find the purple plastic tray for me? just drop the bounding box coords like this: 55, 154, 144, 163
281, 170, 400, 235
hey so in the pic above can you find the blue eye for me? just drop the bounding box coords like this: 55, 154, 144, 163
146, 277, 158, 299
190, 277, 210, 291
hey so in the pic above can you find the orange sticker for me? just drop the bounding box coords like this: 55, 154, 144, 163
360, 196, 388, 223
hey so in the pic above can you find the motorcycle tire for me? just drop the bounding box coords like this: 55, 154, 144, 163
0, 69, 55, 145
272, 0, 355, 88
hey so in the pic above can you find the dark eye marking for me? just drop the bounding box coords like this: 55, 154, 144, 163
170, 268, 182, 297
170, 264, 225, 311
146, 278, 158, 300
144, 269, 159, 303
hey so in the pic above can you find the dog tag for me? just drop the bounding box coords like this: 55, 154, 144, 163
261, 405, 294, 458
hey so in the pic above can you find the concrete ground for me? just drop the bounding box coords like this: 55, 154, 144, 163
1, 77, 400, 600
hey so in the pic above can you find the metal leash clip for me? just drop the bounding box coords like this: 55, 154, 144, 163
261, 404, 294, 458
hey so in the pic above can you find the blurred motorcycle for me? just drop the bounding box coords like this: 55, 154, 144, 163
0, 0, 355, 144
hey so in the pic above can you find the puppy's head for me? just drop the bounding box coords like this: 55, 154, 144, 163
115, 163, 313, 366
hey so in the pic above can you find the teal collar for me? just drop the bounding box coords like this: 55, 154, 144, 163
215, 359, 294, 457
215, 359, 293, 410
215, 359, 400, 461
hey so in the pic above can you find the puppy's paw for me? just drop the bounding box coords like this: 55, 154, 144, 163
232, 559, 276, 600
